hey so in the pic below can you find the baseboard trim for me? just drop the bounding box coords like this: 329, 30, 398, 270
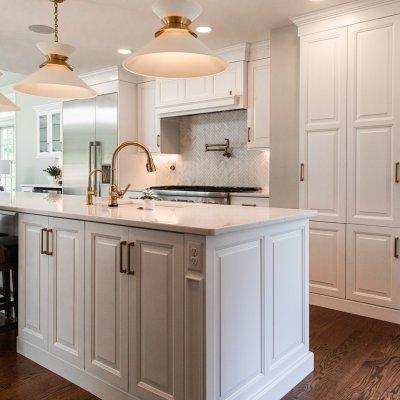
310, 293, 400, 324
17, 338, 140, 400
18, 338, 313, 400
254, 352, 314, 400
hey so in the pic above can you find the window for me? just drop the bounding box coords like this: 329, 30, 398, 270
0, 126, 16, 191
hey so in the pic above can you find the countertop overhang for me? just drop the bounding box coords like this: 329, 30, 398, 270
0, 192, 316, 236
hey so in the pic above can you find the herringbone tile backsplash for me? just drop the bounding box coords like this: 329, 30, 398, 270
155, 110, 269, 189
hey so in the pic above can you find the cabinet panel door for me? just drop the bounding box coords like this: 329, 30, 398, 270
309, 222, 346, 298
299, 28, 347, 222
247, 58, 270, 149
129, 228, 184, 400
156, 79, 184, 106
184, 77, 213, 101
85, 222, 129, 390
138, 81, 159, 153
214, 61, 244, 98
48, 218, 84, 368
18, 213, 49, 350
347, 16, 400, 226
346, 224, 400, 309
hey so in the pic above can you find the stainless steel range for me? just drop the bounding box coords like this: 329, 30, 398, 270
149, 186, 261, 205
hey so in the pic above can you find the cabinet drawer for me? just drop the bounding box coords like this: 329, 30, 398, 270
230, 196, 269, 207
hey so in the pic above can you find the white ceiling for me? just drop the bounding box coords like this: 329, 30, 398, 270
0, 0, 355, 75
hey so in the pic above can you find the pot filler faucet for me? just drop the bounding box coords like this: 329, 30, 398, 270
109, 141, 156, 207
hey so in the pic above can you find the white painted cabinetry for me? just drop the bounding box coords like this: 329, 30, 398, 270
347, 15, 400, 227
299, 27, 347, 223
247, 58, 270, 149
19, 213, 85, 364
295, 3, 400, 323
309, 222, 346, 299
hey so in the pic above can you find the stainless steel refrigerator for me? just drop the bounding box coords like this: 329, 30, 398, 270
62, 93, 118, 196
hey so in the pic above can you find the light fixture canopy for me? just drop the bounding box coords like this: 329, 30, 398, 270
0, 73, 20, 112
15, 0, 96, 100
123, 0, 228, 79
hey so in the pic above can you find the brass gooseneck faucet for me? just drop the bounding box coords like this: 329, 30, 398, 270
86, 168, 103, 205
109, 141, 156, 207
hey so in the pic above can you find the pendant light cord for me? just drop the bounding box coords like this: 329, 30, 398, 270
54, 0, 59, 42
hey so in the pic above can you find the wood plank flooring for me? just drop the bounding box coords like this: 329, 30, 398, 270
0, 306, 400, 399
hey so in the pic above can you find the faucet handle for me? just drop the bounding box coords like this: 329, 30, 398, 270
118, 184, 131, 198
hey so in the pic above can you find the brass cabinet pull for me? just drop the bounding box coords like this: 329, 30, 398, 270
242, 203, 257, 207
40, 228, 47, 255
247, 127, 251, 143
395, 238, 399, 259
46, 229, 53, 256
119, 241, 127, 274
127, 242, 135, 275
157, 135, 161, 148
396, 162, 400, 183
300, 163, 305, 182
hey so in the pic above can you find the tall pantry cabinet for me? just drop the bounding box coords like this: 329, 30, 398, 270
294, 1, 400, 323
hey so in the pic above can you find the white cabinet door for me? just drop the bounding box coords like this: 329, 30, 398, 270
85, 222, 129, 390
184, 76, 213, 102
247, 58, 270, 149
346, 224, 400, 309
309, 222, 346, 298
48, 218, 85, 368
138, 81, 159, 154
18, 213, 49, 350
214, 61, 245, 101
347, 16, 400, 227
156, 79, 184, 107
128, 228, 184, 400
299, 28, 347, 223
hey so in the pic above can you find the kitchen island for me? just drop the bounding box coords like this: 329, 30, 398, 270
2, 192, 316, 400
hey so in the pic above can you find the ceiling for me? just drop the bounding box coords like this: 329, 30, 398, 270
0, 0, 355, 76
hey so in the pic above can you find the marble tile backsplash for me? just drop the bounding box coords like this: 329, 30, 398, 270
154, 110, 269, 189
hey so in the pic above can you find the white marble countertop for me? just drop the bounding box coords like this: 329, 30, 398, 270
0, 192, 315, 236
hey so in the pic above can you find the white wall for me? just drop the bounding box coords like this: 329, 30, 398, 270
0, 83, 58, 189
269, 25, 300, 208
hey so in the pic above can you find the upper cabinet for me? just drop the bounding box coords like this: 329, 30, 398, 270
247, 58, 270, 149
155, 61, 247, 117
35, 102, 62, 158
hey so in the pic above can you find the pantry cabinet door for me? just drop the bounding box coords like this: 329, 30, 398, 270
18, 213, 49, 350
48, 218, 85, 368
299, 27, 347, 223
347, 15, 400, 227
346, 224, 400, 309
309, 222, 346, 298
85, 222, 130, 391
128, 228, 184, 400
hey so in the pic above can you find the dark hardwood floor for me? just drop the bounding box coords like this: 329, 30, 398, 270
0, 306, 400, 399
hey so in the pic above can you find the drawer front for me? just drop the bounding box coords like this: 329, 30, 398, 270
230, 196, 269, 207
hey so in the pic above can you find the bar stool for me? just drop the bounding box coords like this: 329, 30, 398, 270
0, 236, 18, 332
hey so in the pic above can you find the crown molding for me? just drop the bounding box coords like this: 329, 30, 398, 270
292, 0, 400, 36
80, 66, 138, 86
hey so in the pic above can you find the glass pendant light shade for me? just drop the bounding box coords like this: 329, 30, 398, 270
123, 29, 228, 78
123, 0, 228, 78
0, 93, 20, 112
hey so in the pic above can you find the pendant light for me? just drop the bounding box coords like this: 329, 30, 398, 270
15, 0, 96, 100
0, 73, 20, 112
123, 0, 228, 78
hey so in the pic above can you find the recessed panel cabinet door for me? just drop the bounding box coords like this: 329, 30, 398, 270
299, 27, 348, 223
128, 228, 184, 400
18, 213, 49, 350
346, 224, 400, 309
85, 222, 129, 391
309, 222, 346, 298
347, 16, 400, 226
48, 218, 85, 368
